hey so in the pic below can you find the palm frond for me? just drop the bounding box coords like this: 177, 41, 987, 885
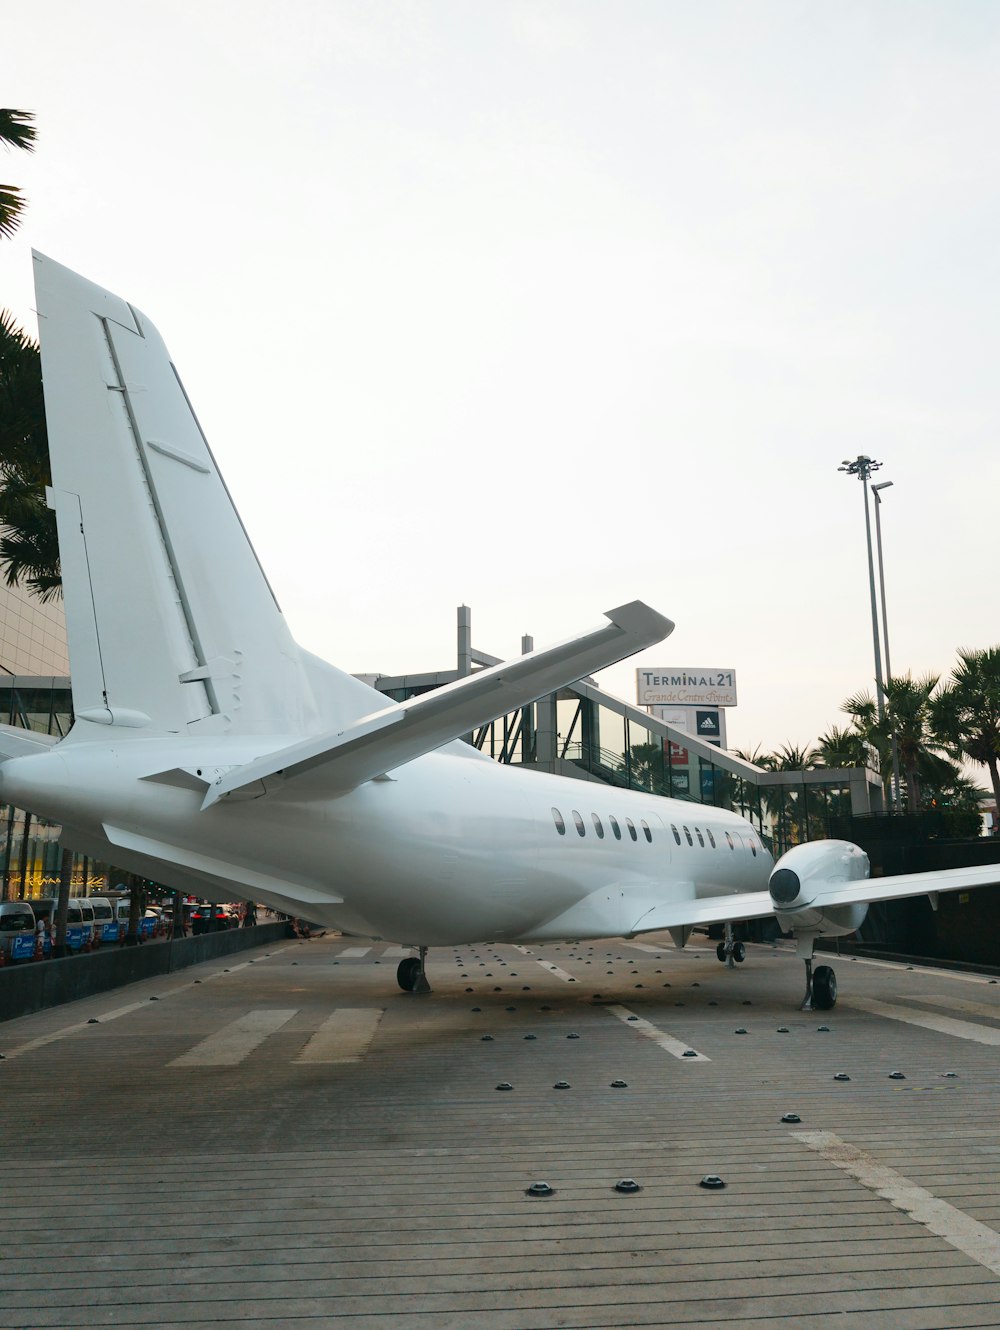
0, 109, 37, 153
0, 185, 28, 239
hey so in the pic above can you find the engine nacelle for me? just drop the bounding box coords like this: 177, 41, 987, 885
768, 840, 870, 937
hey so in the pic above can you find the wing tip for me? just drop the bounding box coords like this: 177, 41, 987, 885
604, 600, 674, 645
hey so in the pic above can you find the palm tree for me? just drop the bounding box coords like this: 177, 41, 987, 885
931, 647, 1000, 826
0, 310, 60, 599
844, 674, 944, 814
0, 109, 37, 239
815, 725, 870, 770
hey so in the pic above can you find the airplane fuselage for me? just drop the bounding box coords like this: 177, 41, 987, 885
0, 737, 773, 945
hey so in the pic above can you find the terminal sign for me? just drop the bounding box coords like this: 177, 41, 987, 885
637, 668, 737, 708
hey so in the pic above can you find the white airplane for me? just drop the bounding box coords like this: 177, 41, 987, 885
2, 253, 998, 1010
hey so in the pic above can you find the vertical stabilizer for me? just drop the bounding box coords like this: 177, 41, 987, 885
34, 253, 377, 737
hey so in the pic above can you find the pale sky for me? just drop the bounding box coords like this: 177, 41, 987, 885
3, 1, 999, 755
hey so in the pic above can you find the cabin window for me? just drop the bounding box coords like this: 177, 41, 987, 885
592, 813, 605, 839
725, 832, 735, 850
695, 827, 705, 847
641, 819, 652, 843
609, 815, 622, 840
552, 807, 566, 835
707, 828, 716, 849
683, 826, 693, 846
625, 817, 638, 841
671, 824, 681, 845
749, 837, 757, 857
573, 810, 586, 837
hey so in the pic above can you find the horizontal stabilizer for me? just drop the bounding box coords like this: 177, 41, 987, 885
202, 600, 673, 806
0, 726, 60, 760
103, 824, 344, 904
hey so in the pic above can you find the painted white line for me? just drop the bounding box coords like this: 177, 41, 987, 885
2, 1021, 96, 1059
3, 994, 182, 1064
845, 995, 1000, 1046
534, 959, 576, 983
338, 946, 371, 959
380, 946, 408, 958
170, 1009, 297, 1066
625, 940, 712, 956
841, 953, 999, 986
295, 1009, 384, 1063
92, 999, 149, 1021
201, 959, 255, 980
795, 1131, 1000, 1276
606, 1004, 710, 1061
910, 993, 1000, 1022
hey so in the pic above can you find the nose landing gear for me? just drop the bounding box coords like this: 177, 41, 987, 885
799, 936, 837, 1010
397, 946, 431, 994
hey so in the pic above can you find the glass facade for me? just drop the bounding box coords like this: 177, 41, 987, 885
0, 676, 114, 900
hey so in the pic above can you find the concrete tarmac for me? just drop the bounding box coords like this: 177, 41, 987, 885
3, 932, 1000, 1328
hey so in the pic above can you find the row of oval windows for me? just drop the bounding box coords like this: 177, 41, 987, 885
552, 808, 652, 842
550, 807, 757, 856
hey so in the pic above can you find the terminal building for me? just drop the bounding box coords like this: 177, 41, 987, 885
0, 596, 883, 901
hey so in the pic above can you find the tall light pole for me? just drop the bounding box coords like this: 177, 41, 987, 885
872, 480, 902, 811
838, 455, 886, 723
835, 454, 888, 808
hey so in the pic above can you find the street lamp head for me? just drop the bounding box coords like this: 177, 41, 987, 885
838, 454, 883, 480
872, 481, 893, 492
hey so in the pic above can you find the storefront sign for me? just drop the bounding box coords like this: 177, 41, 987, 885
637, 669, 737, 707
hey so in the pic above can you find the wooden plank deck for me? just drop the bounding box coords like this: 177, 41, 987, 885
3, 933, 1000, 1328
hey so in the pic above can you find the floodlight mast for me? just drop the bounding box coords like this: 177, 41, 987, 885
871, 480, 902, 812
838, 455, 888, 772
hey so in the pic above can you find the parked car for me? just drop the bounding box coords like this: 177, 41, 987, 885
0, 900, 36, 960
190, 903, 238, 934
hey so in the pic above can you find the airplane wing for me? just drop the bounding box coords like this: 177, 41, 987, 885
630, 891, 776, 934
629, 862, 1000, 935
201, 600, 673, 807
806, 860, 1000, 909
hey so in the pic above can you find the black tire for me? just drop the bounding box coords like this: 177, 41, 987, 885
397, 957, 421, 992
813, 964, 837, 1009
716, 942, 727, 963
732, 941, 746, 964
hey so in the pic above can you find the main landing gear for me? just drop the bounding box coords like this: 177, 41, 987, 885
397, 946, 431, 995
716, 922, 745, 968
799, 936, 837, 1011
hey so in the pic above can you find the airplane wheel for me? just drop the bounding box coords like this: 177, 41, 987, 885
397, 957, 421, 992
813, 964, 837, 1009
732, 942, 746, 963
716, 942, 727, 963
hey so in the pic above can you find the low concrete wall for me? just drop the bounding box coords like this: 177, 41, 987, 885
0, 922, 289, 1023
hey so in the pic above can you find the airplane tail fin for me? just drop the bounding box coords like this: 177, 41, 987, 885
34, 253, 378, 737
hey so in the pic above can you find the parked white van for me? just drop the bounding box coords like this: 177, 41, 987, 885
0, 900, 36, 960
89, 896, 116, 943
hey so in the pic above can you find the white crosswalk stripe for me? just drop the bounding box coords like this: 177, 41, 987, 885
170, 1009, 298, 1066
295, 1009, 385, 1063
